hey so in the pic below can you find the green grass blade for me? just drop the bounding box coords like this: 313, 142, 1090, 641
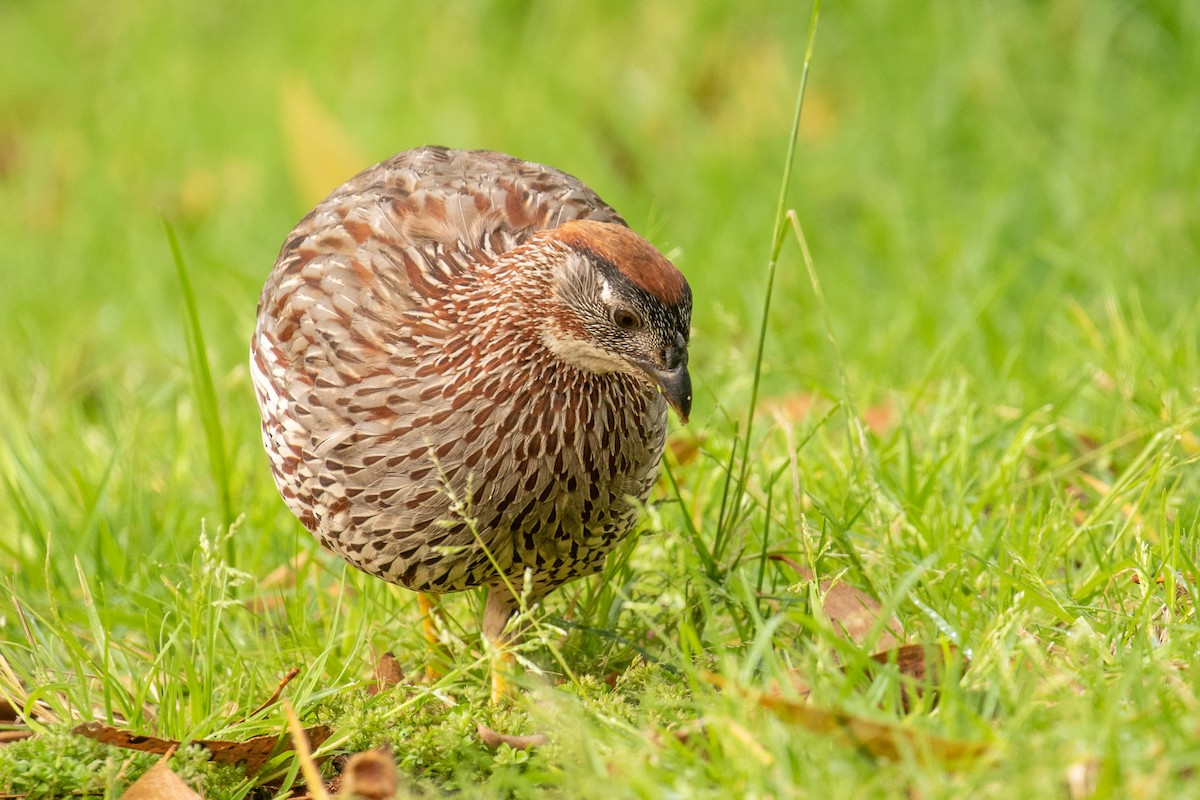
164, 221, 234, 539
727, 1, 821, 540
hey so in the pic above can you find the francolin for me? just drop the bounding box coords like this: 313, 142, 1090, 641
251, 146, 692, 698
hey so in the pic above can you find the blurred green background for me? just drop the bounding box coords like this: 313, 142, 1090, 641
2, 0, 1197, 586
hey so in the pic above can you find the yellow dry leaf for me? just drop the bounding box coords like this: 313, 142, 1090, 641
703, 672, 991, 769
283, 698, 330, 800
280, 79, 368, 207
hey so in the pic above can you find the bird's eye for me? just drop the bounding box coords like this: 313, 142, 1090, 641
612, 307, 643, 331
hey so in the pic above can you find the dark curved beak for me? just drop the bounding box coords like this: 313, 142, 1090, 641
636, 334, 691, 424
654, 362, 692, 424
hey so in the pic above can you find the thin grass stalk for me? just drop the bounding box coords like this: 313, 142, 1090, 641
164, 221, 234, 546
726, 2, 821, 544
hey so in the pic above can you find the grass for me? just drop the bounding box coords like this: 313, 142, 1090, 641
2, 0, 1200, 796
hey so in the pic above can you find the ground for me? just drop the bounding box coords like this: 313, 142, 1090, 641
1, 1, 1199, 797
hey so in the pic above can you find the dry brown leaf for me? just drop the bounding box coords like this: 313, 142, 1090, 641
123, 749, 202, 800
869, 644, 965, 712
0, 665, 58, 727
246, 595, 286, 612
247, 553, 349, 612
862, 402, 895, 435
0, 698, 32, 746
476, 723, 548, 751
787, 643, 965, 712
759, 393, 893, 435
758, 393, 821, 422
248, 552, 313, 611
770, 554, 904, 651
72, 720, 333, 777
339, 747, 399, 800
666, 432, 706, 466
367, 652, 405, 695
702, 672, 990, 769
870, 643, 961, 682
259, 552, 315, 590
821, 581, 903, 650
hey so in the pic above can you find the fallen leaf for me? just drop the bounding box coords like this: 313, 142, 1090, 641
72, 720, 333, 777
758, 393, 821, 422
870, 643, 956, 681
123, 749, 202, 800
0, 647, 60, 727
821, 580, 903, 650
702, 672, 991, 769
770, 554, 904, 650
759, 393, 893, 436
339, 747, 399, 800
248, 552, 341, 612
666, 432, 706, 466
868, 644, 965, 712
367, 652, 405, 695
0, 698, 32, 745
476, 723, 548, 751
787, 643, 965, 712
260, 552, 314, 589
862, 402, 894, 435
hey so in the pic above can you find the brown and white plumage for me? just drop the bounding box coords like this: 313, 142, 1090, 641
251, 146, 691, 679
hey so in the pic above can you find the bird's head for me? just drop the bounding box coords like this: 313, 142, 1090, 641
533, 219, 692, 424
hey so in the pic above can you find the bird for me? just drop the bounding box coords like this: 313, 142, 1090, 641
250, 146, 692, 699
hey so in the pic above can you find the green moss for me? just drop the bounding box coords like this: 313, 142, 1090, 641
0, 728, 149, 798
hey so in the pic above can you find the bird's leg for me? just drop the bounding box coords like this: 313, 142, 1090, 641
483, 583, 520, 702
418, 592, 446, 681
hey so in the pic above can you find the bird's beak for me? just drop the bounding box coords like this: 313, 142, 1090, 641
635, 347, 691, 425
654, 362, 692, 425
